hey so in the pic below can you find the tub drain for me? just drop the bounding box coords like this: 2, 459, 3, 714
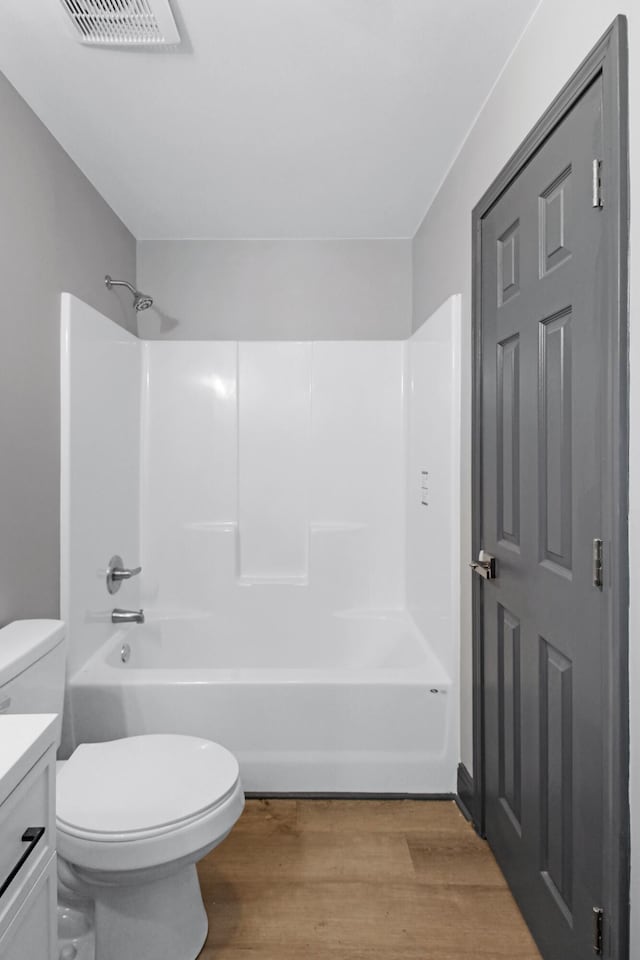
120, 642, 131, 663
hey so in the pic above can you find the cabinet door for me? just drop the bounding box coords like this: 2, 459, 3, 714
0, 748, 55, 931
0, 855, 57, 960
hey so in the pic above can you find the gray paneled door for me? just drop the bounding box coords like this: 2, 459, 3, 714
479, 76, 607, 959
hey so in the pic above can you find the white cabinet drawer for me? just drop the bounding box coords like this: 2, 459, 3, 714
0, 747, 55, 932
0, 854, 57, 960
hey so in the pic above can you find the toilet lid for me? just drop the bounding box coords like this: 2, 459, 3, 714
57, 734, 240, 837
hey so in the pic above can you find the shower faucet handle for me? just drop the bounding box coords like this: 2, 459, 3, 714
112, 565, 142, 581
106, 555, 142, 595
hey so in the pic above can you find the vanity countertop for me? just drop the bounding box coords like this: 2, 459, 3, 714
0, 714, 57, 805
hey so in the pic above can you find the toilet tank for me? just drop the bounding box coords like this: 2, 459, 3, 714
0, 620, 67, 747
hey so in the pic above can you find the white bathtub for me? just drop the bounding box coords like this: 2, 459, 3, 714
67, 611, 455, 794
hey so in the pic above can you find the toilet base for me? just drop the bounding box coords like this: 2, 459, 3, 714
95, 864, 208, 960
58, 901, 94, 960
66, 863, 208, 960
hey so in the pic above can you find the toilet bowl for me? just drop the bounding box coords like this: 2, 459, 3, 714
56, 733, 245, 960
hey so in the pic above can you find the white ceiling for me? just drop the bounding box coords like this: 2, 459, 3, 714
0, 0, 539, 238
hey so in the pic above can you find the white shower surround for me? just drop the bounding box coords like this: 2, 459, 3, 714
61, 293, 461, 793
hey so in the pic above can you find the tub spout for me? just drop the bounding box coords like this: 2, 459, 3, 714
111, 608, 145, 625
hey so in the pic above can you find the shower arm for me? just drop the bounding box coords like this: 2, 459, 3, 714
104, 276, 137, 296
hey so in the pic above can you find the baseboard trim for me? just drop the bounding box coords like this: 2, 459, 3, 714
245, 791, 456, 801
456, 763, 475, 823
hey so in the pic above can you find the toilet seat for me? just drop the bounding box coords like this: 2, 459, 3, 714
57, 734, 239, 837
56, 734, 244, 872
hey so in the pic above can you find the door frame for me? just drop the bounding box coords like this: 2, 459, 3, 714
470, 16, 629, 958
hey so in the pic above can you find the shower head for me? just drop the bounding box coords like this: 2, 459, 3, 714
105, 275, 153, 312
133, 293, 154, 312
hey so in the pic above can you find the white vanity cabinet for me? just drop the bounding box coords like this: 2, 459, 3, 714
0, 715, 58, 960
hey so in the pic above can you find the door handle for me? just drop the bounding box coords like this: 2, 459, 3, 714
469, 550, 497, 580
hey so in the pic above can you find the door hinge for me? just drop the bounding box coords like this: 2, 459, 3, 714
592, 906, 604, 954
592, 159, 603, 208
593, 538, 604, 589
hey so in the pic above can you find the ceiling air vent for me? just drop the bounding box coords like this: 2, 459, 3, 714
59, 0, 181, 47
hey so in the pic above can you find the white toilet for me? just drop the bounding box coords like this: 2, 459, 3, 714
0, 620, 245, 960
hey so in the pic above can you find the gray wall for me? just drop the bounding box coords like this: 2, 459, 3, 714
411, 1, 639, 948
0, 72, 136, 626
137, 238, 412, 340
